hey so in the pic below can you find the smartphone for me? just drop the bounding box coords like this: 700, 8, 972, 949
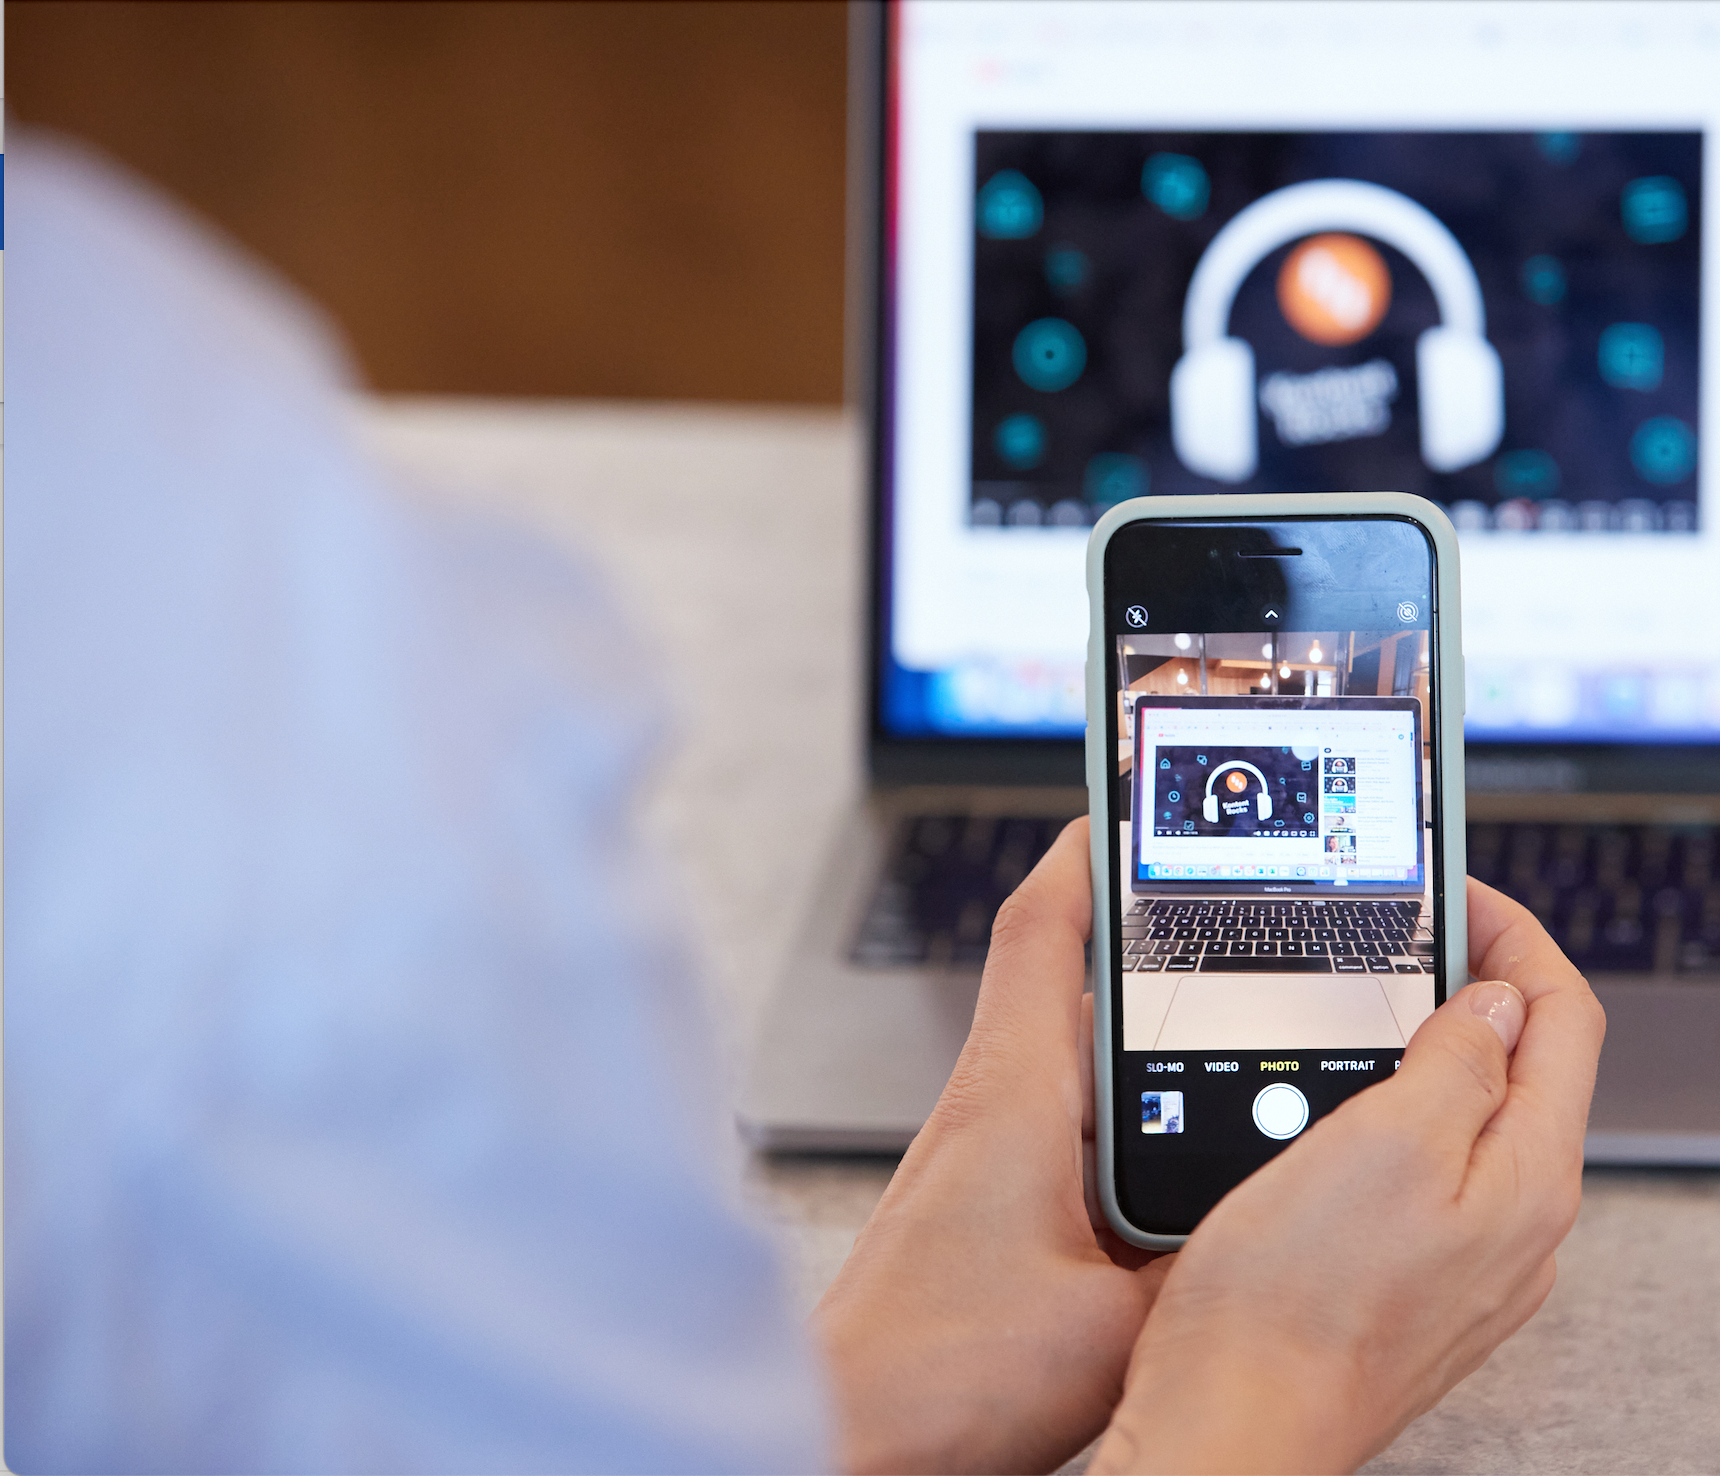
1085, 493, 1466, 1249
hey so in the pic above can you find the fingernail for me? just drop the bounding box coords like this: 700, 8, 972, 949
1469, 980, 1527, 1054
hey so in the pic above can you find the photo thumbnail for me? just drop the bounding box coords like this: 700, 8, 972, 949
1141, 1091, 1185, 1134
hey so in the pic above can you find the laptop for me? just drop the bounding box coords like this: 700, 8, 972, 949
1121, 693, 1436, 1053
737, 0, 1720, 1162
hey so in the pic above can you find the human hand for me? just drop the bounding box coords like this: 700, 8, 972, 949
812, 817, 1171, 1474
1089, 877, 1606, 1474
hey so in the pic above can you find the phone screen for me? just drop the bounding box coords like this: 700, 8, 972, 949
1103, 516, 1446, 1238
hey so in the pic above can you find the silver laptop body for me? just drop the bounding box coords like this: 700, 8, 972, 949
738, 2, 1720, 1162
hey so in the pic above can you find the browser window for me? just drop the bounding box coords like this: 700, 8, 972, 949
1132, 697, 1423, 888
879, 0, 1720, 745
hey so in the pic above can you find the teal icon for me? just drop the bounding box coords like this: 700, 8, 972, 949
1013, 318, 1086, 391
1143, 153, 1209, 220
993, 413, 1046, 468
1630, 417, 1697, 484
1622, 176, 1687, 244
1085, 453, 1146, 505
1536, 131, 1582, 165
1521, 254, 1566, 306
1045, 244, 1090, 294
1598, 323, 1664, 391
1493, 450, 1562, 500
978, 170, 1043, 239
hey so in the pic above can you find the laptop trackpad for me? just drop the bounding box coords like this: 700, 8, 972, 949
1152, 975, 1407, 1052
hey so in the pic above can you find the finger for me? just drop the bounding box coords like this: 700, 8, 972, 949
969, 817, 1093, 1048
1487, 983, 1604, 1142
1082, 995, 1102, 1228
1469, 983, 1604, 1208
929, 819, 1092, 1136
1461, 878, 1605, 1176
1115, 1243, 1175, 1285
1081, 991, 1096, 1140
1466, 876, 1584, 1006
999, 816, 1094, 943
1377, 979, 1521, 1157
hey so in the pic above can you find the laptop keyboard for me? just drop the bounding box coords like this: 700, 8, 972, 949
851, 815, 1075, 967
851, 815, 1720, 978
1120, 897, 1433, 975
1468, 822, 1720, 976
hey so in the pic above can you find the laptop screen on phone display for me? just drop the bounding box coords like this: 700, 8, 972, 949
1132, 697, 1424, 892
877, 1, 1720, 749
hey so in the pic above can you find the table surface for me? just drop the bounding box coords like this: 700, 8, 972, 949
362, 397, 1720, 1475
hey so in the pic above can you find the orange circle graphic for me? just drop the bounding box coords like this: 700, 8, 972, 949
1226, 770, 1250, 793
1277, 233, 1392, 346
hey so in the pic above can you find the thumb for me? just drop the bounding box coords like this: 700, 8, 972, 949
957, 817, 1092, 1082
1382, 979, 1527, 1155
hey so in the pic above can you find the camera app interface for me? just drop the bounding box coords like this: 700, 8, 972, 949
1106, 517, 1441, 1228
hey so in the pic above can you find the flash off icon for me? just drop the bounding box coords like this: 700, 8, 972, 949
1126, 605, 1150, 628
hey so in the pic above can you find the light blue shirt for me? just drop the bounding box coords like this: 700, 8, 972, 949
5, 134, 830, 1474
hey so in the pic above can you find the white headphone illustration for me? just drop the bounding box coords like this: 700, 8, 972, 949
1203, 761, 1273, 823
1170, 179, 1505, 484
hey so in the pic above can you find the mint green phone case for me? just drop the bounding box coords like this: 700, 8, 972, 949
1085, 492, 1467, 1250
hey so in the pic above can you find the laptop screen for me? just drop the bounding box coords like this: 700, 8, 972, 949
876, 1, 1720, 752
1131, 696, 1424, 894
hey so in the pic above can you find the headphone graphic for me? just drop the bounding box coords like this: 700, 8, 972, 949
1203, 761, 1273, 824
1170, 179, 1504, 484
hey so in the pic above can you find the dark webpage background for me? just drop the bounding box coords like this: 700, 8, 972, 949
971, 129, 1700, 523
1148, 744, 1323, 838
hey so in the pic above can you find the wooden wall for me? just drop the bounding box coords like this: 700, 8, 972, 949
7, 1, 850, 403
